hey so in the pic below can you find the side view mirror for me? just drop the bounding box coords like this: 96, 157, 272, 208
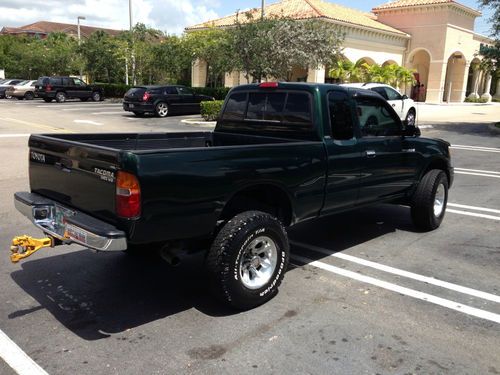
402, 120, 421, 137
402, 94, 408, 100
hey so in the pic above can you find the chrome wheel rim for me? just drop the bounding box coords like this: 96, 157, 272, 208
57, 93, 65, 102
92, 93, 100, 101
239, 235, 278, 290
406, 112, 415, 127
157, 103, 168, 117
434, 183, 445, 217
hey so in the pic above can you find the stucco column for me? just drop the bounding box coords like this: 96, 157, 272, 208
467, 68, 480, 99
191, 59, 208, 88
480, 74, 492, 102
477, 70, 484, 95
458, 62, 471, 103
307, 66, 325, 83
493, 79, 500, 100
425, 62, 447, 104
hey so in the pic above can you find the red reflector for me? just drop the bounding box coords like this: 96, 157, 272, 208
142, 91, 150, 101
259, 82, 279, 88
46, 84, 52, 92
116, 171, 141, 218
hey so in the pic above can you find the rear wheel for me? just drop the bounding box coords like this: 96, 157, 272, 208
55, 92, 66, 103
411, 169, 448, 231
205, 211, 289, 310
24, 91, 34, 100
155, 102, 169, 117
91, 91, 101, 102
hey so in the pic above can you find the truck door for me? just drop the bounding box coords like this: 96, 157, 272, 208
354, 95, 415, 204
321, 90, 363, 214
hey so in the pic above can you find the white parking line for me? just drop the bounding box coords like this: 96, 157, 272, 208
0, 328, 49, 375
291, 255, 500, 324
74, 120, 103, 126
455, 168, 500, 179
451, 145, 500, 153
91, 111, 124, 115
0, 134, 30, 138
291, 241, 500, 303
448, 203, 500, 215
455, 168, 500, 175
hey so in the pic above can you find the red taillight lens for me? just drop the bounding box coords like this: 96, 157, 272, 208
116, 171, 141, 218
142, 91, 150, 101
46, 84, 52, 92
259, 82, 279, 88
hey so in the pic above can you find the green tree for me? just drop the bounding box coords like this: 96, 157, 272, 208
80, 30, 122, 83
479, 0, 500, 36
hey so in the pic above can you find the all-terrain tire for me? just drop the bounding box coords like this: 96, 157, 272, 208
411, 169, 448, 231
205, 211, 289, 310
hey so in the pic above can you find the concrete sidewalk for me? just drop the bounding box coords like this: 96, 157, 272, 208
416, 102, 500, 124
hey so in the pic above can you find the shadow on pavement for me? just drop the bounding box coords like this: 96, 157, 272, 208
10, 204, 417, 341
428, 122, 498, 136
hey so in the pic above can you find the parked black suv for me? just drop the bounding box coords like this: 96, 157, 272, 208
123, 85, 214, 117
35, 76, 104, 103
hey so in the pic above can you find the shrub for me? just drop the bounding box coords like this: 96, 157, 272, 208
95, 83, 132, 98
200, 100, 224, 121
191, 87, 230, 100
464, 97, 488, 103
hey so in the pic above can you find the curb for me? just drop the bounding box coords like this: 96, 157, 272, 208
181, 119, 216, 127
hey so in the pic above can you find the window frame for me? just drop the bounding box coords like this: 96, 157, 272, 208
353, 95, 402, 138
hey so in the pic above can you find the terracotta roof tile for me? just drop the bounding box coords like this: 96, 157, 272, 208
187, 0, 407, 35
372, 0, 471, 11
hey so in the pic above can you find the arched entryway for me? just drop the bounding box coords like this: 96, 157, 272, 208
466, 57, 481, 98
443, 51, 467, 102
407, 48, 431, 102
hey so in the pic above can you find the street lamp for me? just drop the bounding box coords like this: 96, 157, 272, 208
77, 16, 86, 45
77, 16, 86, 80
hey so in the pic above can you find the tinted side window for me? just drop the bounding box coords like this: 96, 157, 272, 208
370, 87, 388, 100
384, 87, 402, 100
246, 92, 286, 121
164, 87, 177, 95
355, 97, 401, 137
49, 78, 62, 85
222, 92, 247, 121
177, 87, 193, 95
62, 78, 73, 86
283, 93, 311, 124
73, 78, 86, 86
328, 91, 354, 140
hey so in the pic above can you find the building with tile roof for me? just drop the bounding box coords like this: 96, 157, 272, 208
0, 21, 122, 39
188, 0, 496, 103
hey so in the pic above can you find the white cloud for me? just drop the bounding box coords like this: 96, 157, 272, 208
0, 0, 220, 34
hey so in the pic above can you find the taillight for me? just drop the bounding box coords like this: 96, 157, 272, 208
46, 84, 52, 92
142, 91, 150, 101
116, 171, 141, 218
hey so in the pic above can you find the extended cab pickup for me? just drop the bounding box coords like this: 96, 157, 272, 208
13, 82, 453, 309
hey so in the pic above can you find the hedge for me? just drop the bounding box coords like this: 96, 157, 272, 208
94, 83, 230, 100
464, 96, 489, 103
200, 100, 224, 121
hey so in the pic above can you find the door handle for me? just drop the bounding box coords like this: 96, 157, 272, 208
392, 104, 396, 107
365, 150, 376, 158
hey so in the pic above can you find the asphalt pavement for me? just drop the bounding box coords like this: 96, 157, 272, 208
0, 98, 499, 375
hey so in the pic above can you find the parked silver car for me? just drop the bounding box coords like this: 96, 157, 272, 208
5, 80, 37, 100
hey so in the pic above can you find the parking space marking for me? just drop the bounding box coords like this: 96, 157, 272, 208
62, 106, 120, 111
448, 203, 500, 215
455, 168, 500, 179
91, 111, 124, 115
73, 120, 103, 126
0, 134, 30, 138
291, 255, 500, 324
0, 118, 72, 133
291, 241, 500, 303
451, 145, 500, 153
0, 328, 49, 375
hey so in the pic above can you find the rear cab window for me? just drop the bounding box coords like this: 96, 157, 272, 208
218, 89, 315, 139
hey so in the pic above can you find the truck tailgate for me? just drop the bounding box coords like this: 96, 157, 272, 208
28, 135, 122, 224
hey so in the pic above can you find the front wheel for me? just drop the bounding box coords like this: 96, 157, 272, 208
411, 169, 449, 231
91, 91, 101, 102
155, 102, 169, 117
205, 211, 289, 310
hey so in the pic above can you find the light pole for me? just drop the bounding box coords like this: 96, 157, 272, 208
77, 16, 86, 80
129, 0, 136, 85
261, 0, 265, 19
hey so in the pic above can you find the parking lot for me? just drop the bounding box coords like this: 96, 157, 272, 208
0, 98, 499, 374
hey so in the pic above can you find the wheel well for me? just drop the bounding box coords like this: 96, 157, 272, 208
408, 107, 416, 114
219, 185, 293, 226
423, 158, 449, 184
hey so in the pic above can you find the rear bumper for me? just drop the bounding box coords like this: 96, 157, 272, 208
123, 102, 154, 113
14, 192, 127, 251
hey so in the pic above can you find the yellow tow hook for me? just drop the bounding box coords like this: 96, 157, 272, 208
10, 235, 54, 263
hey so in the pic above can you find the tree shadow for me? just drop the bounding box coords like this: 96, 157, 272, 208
10, 204, 417, 341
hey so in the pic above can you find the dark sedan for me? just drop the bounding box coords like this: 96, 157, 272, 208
123, 85, 214, 117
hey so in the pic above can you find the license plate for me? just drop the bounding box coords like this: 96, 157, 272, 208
65, 224, 87, 244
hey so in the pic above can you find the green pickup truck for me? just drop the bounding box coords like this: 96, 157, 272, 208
13, 82, 453, 309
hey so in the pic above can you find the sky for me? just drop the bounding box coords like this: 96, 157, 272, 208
0, 0, 495, 37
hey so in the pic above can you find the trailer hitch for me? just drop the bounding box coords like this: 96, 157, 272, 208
10, 235, 54, 263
